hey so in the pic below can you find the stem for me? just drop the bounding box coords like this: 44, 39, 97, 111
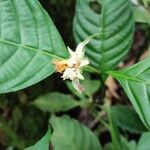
86, 32, 103, 41
106, 105, 122, 150
84, 65, 100, 74
89, 111, 107, 129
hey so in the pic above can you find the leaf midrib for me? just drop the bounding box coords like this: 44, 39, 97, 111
0, 38, 64, 60
100, 1, 105, 63
0, 38, 100, 73
108, 71, 150, 84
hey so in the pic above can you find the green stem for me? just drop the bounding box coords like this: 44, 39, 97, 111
86, 32, 103, 41
106, 105, 122, 150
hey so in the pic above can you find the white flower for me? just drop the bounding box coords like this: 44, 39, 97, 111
62, 68, 84, 80
54, 39, 90, 92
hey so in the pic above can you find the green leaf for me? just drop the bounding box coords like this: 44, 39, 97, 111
120, 136, 137, 150
83, 79, 101, 95
128, 141, 137, 150
104, 137, 137, 150
81, 73, 101, 95
104, 143, 114, 150
142, 0, 150, 7
50, 115, 102, 150
73, 0, 134, 72
0, 0, 68, 93
108, 57, 150, 129
24, 127, 51, 150
133, 5, 150, 24
137, 132, 150, 150
110, 105, 147, 133
32, 92, 86, 112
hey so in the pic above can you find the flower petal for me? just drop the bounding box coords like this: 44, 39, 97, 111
62, 68, 78, 80
75, 38, 90, 58
76, 70, 84, 80
62, 68, 73, 80
67, 57, 77, 67
80, 58, 90, 67
67, 46, 74, 57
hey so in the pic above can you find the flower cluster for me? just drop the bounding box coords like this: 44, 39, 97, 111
54, 39, 90, 92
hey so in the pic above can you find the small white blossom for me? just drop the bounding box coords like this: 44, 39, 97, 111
62, 68, 84, 81
54, 39, 90, 92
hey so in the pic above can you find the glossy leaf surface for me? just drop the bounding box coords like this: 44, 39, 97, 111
73, 0, 134, 72
108, 57, 150, 129
0, 0, 68, 93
